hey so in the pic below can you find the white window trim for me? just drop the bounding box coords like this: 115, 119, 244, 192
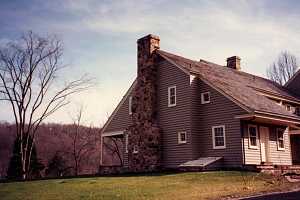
276, 128, 285, 151
125, 134, 129, 153
129, 96, 133, 115
178, 131, 187, 144
285, 104, 292, 112
212, 125, 226, 149
248, 124, 259, 149
168, 86, 176, 107
133, 145, 139, 154
201, 92, 211, 104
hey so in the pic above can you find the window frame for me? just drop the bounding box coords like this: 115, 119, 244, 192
129, 96, 133, 115
248, 124, 258, 149
276, 128, 285, 151
285, 104, 292, 112
133, 145, 139, 154
201, 92, 211, 104
168, 86, 177, 107
178, 131, 187, 144
212, 125, 226, 149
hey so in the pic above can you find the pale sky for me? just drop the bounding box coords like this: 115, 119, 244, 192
1, 0, 300, 126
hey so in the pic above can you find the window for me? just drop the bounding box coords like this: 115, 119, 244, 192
212, 125, 226, 149
277, 128, 285, 150
201, 92, 210, 104
248, 125, 258, 149
168, 86, 176, 107
125, 134, 129, 153
129, 96, 133, 115
133, 145, 139, 154
285, 104, 292, 112
178, 132, 187, 144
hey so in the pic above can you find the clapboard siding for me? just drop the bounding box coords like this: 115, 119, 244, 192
192, 78, 247, 167
157, 60, 193, 168
104, 85, 134, 133
243, 123, 292, 165
242, 123, 261, 165
268, 127, 292, 165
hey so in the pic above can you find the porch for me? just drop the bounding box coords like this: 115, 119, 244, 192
237, 112, 300, 167
100, 131, 127, 168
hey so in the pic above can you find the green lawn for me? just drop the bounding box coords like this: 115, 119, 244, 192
0, 171, 297, 200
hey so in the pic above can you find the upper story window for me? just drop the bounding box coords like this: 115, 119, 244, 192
285, 104, 291, 112
129, 96, 133, 115
277, 128, 285, 150
212, 125, 226, 149
248, 125, 258, 149
168, 86, 176, 107
178, 131, 187, 144
201, 92, 210, 104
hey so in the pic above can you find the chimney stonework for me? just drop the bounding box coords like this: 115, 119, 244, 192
226, 56, 241, 70
126, 34, 161, 172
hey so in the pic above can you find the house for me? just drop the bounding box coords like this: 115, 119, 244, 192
100, 34, 300, 173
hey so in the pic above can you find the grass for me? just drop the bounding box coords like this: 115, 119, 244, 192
0, 171, 298, 200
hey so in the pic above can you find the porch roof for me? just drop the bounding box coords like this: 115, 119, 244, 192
235, 111, 300, 127
102, 131, 124, 137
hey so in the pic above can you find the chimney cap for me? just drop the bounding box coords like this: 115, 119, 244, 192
137, 34, 160, 43
227, 56, 241, 61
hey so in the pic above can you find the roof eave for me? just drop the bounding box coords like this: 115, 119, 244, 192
235, 111, 300, 126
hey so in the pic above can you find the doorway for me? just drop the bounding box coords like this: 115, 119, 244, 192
260, 127, 270, 163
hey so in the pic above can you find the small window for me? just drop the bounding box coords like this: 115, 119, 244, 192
201, 92, 210, 104
133, 145, 139, 154
129, 96, 133, 115
212, 125, 226, 149
168, 86, 176, 107
285, 104, 291, 112
125, 134, 129, 153
248, 125, 258, 149
178, 132, 187, 144
277, 128, 285, 151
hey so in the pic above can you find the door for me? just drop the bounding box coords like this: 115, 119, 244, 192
260, 127, 269, 163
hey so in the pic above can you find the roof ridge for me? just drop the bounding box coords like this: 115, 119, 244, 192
157, 49, 289, 92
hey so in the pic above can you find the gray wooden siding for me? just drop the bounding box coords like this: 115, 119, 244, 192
157, 59, 193, 168
104, 89, 134, 133
192, 78, 247, 167
243, 123, 292, 165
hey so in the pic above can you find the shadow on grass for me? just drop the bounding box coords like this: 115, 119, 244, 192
0, 170, 186, 184
0, 168, 265, 184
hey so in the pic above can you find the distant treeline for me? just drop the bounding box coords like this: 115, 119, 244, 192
0, 122, 101, 179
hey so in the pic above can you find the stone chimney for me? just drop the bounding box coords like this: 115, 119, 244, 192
137, 34, 160, 75
126, 34, 161, 173
226, 56, 241, 70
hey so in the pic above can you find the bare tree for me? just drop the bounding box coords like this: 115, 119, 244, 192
64, 106, 97, 176
0, 31, 91, 179
103, 137, 124, 166
267, 51, 299, 85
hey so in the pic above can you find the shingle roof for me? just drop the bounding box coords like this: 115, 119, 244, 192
157, 50, 300, 120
